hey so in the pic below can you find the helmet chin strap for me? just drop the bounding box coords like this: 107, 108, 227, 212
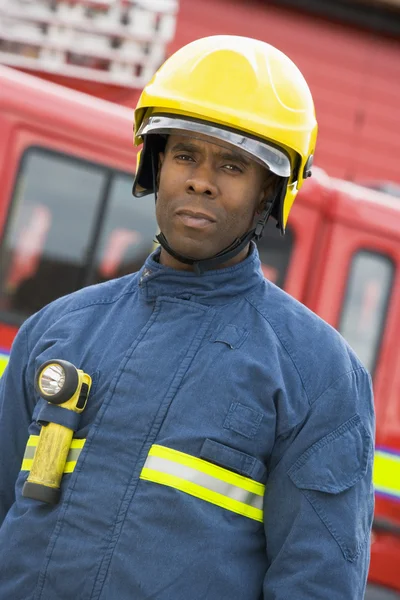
156, 205, 271, 275
151, 142, 283, 275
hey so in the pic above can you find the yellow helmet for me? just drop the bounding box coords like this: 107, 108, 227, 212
132, 35, 317, 232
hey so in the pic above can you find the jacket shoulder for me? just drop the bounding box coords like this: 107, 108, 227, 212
23, 272, 139, 343
247, 280, 365, 403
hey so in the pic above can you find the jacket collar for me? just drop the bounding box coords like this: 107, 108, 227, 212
137, 242, 265, 305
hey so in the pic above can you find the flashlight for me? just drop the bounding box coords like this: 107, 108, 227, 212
22, 359, 91, 504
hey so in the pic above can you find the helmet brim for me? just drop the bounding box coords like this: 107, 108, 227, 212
137, 114, 291, 178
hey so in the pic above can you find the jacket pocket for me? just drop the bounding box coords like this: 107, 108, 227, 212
223, 402, 264, 439
212, 324, 248, 349
200, 438, 267, 482
288, 414, 374, 562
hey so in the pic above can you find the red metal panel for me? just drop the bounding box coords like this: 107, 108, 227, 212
370, 532, 400, 591
0, 324, 17, 352
0, 66, 134, 154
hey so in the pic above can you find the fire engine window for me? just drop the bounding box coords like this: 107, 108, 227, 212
92, 173, 157, 283
0, 148, 107, 318
339, 251, 394, 374
256, 220, 294, 289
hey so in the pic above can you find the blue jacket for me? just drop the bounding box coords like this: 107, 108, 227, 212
0, 244, 375, 600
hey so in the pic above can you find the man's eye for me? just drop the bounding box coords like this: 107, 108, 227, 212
223, 164, 243, 173
175, 154, 194, 161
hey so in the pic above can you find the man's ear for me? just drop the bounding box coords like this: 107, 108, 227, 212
256, 173, 277, 214
157, 152, 165, 187
255, 197, 264, 215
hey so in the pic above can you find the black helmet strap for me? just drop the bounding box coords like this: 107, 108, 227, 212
156, 228, 254, 275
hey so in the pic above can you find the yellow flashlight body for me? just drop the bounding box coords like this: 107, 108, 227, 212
22, 361, 91, 504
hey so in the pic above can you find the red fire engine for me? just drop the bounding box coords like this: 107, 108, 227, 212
0, 1, 399, 598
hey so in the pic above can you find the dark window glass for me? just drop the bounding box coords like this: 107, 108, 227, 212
91, 173, 157, 283
256, 219, 294, 288
339, 251, 394, 374
0, 148, 107, 318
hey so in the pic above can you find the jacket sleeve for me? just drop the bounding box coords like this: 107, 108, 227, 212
0, 321, 36, 524
263, 367, 375, 599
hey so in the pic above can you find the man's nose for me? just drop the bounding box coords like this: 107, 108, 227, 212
185, 164, 218, 198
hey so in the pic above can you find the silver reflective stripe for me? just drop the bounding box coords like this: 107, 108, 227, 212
143, 454, 264, 511
138, 114, 292, 177
23, 445, 82, 463
23, 446, 36, 460
66, 448, 82, 463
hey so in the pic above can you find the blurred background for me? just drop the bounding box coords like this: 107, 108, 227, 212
0, 1, 399, 598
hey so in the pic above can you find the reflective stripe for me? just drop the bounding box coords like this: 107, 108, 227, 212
140, 444, 265, 522
374, 449, 400, 501
21, 435, 86, 473
0, 352, 9, 377
18, 436, 400, 508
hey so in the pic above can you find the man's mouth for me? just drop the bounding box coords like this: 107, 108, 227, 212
175, 209, 217, 229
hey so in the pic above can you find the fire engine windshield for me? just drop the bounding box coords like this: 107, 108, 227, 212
0, 147, 157, 321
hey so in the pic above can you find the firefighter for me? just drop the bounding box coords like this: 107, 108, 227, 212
0, 36, 374, 599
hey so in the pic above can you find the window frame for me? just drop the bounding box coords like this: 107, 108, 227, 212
256, 219, 296, 290
0, 144, 134, 324
338, 248, 395, 376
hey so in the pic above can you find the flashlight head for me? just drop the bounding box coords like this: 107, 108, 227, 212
39, 363, 66, 396
35, 360, 79, 404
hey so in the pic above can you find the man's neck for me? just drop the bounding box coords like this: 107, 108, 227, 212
158, 245, 251, 271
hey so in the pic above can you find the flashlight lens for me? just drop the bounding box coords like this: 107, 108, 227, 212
40, 364, 66, 396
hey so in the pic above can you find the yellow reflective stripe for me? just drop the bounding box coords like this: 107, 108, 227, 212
64, 461, 78, 474
0, 352, 9, 377
374, 449, 400, 499
18, 435, 400, 507
23, 435, 85, 450
141, 467, 263, 521
140, 445, 265, 522
70, 438, 86, 450
148, 444, 264, 496
26, 435, 39, 447
21, 435, 86, 473
21, 458, 34, 471
21, 436, 39, 470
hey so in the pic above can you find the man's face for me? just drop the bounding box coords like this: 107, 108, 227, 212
156, 132, 274, 268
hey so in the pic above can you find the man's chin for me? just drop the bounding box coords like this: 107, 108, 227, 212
165, 236, 217, 261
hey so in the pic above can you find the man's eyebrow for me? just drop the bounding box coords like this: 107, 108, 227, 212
169, 140, 251, 166
169, 141, 200, 154
217, 150, 251, 166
